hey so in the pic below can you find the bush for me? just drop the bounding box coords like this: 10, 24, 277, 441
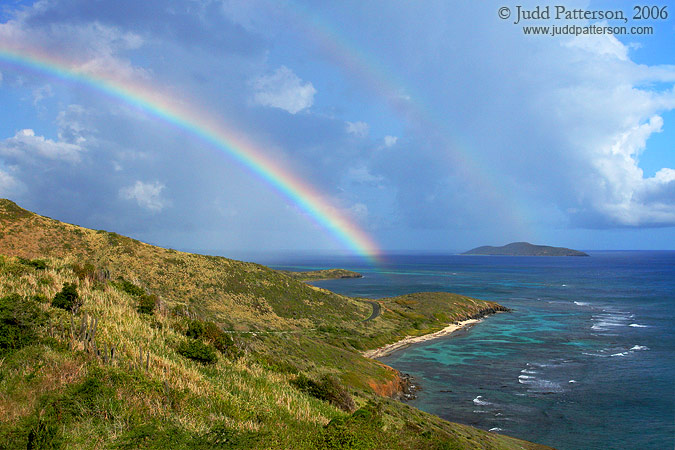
212, 334, 240, 358
186, 320, 206, 339
113, 278, 157, 315
51, 283, 81, 312
137, 294, 157, 315
177, 340, 217, 364
291, 374, 355, 412
31, 293, 50, 303
320, 420, 361, 450
17, 257, 47, 271
114, 278, 146, 297
203, 322, 240, 358
0, 294, 47, 356
71, 262, 96, 280
183, 320, 241, 359
317, 403, 383, 449
203, 321, 221, 340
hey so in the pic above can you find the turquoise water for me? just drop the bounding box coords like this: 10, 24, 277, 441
266, 251, 675, 450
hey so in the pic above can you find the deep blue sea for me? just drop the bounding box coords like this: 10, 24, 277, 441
264, 251, 675, 450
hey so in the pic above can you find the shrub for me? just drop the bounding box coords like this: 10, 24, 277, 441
71, 262, 97, 280
51, 283, 81, 312
202, 322, 240, 358
31, 293, 50, 303
137, 294, 157, 315
17, 257, 47, 270
291, 374, 355, 412
177, 340, 217, 364
182, 320, 242, 359
317, 404, 383, 449
113, 278, 157, 314
320, 420, 361, 450
203, 321, 221, 340
212, 333, 237, 356
0, 294, 47, 356
114, 278, 146, 297
186, 320, 206, 339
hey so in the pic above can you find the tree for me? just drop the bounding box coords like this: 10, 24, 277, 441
52, 283, 82, 313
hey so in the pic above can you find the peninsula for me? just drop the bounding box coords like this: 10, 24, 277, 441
279, 268, 363, 281
463, 241, 588, 257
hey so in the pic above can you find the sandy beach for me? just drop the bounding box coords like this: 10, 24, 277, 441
362, 318, 481, 359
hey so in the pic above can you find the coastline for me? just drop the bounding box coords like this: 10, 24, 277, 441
362, 318, 482, 359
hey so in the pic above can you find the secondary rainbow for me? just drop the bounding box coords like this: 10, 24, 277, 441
285, 1, 540, 238
0, 45, 382, 262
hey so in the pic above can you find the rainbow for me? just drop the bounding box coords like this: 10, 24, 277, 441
0, 45, 382, 262
285, 1, 539, 239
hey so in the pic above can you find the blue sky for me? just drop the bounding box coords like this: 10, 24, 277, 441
0, 0, 673, 256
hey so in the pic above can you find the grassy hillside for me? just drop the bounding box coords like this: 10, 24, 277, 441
0, 199, 368, 331
0, 199, 554, 449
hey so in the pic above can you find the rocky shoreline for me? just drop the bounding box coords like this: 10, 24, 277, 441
394, 372, 421, 401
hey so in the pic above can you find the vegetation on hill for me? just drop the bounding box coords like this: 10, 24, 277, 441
463, 242, 588, 256
279, 268, 363, 282
0, 199, 554, 449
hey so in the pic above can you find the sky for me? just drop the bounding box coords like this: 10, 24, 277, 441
0, 0, 673, 259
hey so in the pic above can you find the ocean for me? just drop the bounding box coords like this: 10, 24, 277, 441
265, 251, 675, 450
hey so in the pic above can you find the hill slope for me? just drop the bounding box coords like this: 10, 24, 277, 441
463, 242, 588, 256
0, 199, 554, 449
0, 199, 368, 331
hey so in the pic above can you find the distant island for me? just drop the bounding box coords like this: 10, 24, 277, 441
463, 242, 589, 257
280, 268, 363, 281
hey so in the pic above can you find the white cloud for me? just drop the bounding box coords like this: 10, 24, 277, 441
541, 34, 675, 227
383, 135, 398, 147
565, 31, 629, 61
346, 166, 383, 185
586, 115, 675, 226
348, 202, 369, 221
0, 129, 84, 163
32, 84, 53, 105
56, 105, 92, 145
251, 66, 316, 114
345, 121, 370, 137
119, 180, 168, 212
0, 167, 22, 197
0, 16, 147, 82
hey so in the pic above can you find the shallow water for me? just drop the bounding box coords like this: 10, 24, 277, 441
267, 251, 675, 450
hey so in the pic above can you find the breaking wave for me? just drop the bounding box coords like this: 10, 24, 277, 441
473, 395, 490, 406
